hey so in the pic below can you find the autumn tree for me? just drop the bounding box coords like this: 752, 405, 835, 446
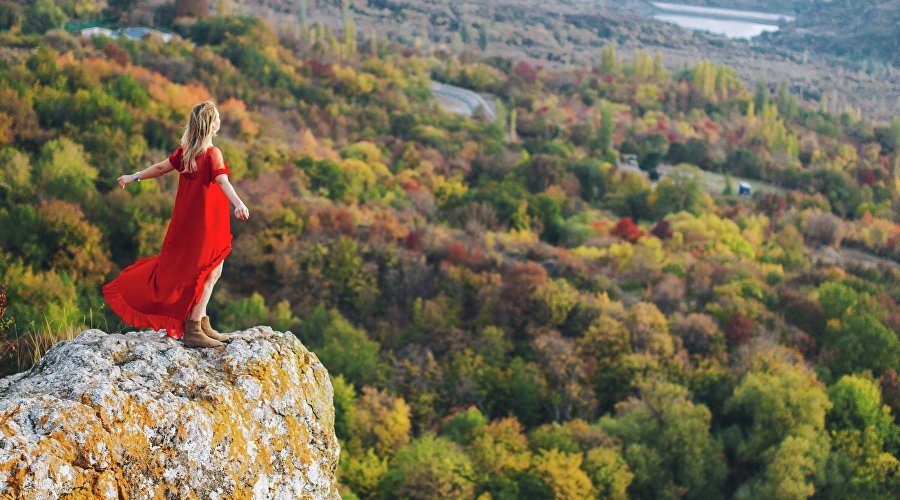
499, 261, 548, 335
35, 138, 98, 203
725, 349, 832, 499
532, 331, 594, 421
526, 448, 594, 499
724, 311, 753, 347
21, 0, 65, 35
599, 45, 620, 76
300, 304, 381, 387
599, 378, 726, 498
671, 313, 722, 356
625, 302, 674, 358
611, 217, 642, 243
583, 446, 632, 500
817, 375, 900, 497
467, 417, 532, 497
653, 165, 709, 218
176, 0, 209, 18
348, 386, 411, 456
380, 434, 475, 498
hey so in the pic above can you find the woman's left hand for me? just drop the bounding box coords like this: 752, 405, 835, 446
234, 203, 250, 221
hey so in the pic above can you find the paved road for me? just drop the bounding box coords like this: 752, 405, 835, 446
430, 82, 498, 121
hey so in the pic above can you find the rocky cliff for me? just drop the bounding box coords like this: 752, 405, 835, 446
0, 326, 340, 499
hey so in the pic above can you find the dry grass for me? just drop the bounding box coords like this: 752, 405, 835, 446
2, 308, 111, 375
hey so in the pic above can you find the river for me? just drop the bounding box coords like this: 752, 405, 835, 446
649, 1, 795, 39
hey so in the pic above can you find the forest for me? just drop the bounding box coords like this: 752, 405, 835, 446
0, 1, 899, 498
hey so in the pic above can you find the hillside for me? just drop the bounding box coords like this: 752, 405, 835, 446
760, 0, 900, 67
188, 0, 900, 120
0, 6, 898, 499
668, 0, 811, 14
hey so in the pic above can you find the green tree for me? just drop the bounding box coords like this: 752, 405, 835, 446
1, 262, 80, 332
324, 236, 378, 316
817, 281, 864, 320
819, 427, 900, 499
826, 314, 899, 378
570, 158, 606, 203
0, 148, 32, 204
653, 165, 709, 218
297, 157, 349, 201
594, 101, 614, 157
22, 0, 65, 35
310, 307, 381, 388
478, 23, 488, 51
754, 79, 769, 113
530, 194, 564, 245
527, 448, 594, 499
599, 45, 620, 76
726, 350, 832, 499
36, 138, 98, 203
342, 1, 357, 58
827, 375, 897, 452
440, 406, 488, 445
723, 172, 734, 196
583, 447, 633, 500
0, 1, 21, 31
459, 19, 471, 44
599, 378, 726, 499
332, 374, 356, 441
221, 291, 268, 330
380, 434, 475, 499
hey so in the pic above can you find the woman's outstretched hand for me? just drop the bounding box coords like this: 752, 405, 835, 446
234, 203, 250, 221
117, 174, 134, 188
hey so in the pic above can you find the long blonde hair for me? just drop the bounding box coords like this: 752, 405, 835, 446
180, 101, 219, 172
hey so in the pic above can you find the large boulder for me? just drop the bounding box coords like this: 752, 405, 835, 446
0, 326, 340, 499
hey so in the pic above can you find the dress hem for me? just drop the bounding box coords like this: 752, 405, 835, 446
102, 243, 232, 340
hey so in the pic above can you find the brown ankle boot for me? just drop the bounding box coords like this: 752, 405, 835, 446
182, 319, 222, 348
201, 316, 230, 342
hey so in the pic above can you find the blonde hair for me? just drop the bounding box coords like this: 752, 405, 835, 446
180, 101, 219, 172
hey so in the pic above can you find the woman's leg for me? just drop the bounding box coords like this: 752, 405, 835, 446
188, 261, 224, 321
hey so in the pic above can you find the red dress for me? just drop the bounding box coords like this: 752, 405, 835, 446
103, 145, 232, 339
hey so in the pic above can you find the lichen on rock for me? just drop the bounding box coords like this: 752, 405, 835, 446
0, 326, 341, 499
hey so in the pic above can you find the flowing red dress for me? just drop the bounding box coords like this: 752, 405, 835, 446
103, 145, 232, 339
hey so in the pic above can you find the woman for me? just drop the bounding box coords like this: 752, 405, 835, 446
103, 101, 250, 348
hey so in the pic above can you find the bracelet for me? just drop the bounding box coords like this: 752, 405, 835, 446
132, 171, 141, 182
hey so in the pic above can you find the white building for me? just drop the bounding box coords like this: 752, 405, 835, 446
80, 27, 176, 43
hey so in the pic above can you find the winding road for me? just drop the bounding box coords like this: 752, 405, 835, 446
430, 82, 498, 121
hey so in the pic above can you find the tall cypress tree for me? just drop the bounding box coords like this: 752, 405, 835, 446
478, 23, 487, 51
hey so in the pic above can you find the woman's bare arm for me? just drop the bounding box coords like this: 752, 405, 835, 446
215, 174, 250, 220
117, 159, 175, 188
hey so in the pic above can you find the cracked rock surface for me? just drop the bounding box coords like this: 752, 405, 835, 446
0, 326, 340, 499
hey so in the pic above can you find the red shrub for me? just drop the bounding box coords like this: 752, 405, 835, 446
651, 220, 673, 240
404, 229, 422, 251
879, 369, 900, 419
612, 217, 642, 243
102, 44, 129, 66
857, 168, 876, 186
446, 241, 467, 264
724, 311, 753, 347
513, 61, 538, 84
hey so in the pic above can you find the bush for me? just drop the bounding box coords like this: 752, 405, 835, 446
804, 212, 844, 247
380, 434, 475, 499
22, 0, 65, 35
